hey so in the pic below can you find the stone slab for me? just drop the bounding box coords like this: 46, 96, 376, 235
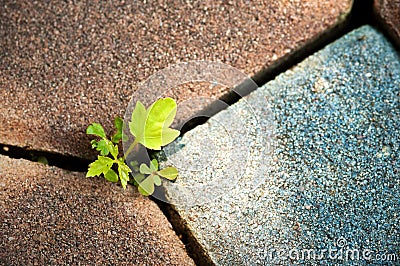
0, 155, 194, 265
0, 0, 351, 159
374, 0, 400, 47
161, 26, 400, 265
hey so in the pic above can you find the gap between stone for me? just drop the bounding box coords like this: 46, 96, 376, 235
0, 1, 377, 265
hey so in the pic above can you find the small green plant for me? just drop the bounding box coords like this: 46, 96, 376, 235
134, 159, 178, 196
86, 97, 180, 196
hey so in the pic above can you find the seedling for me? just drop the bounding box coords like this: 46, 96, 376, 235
86, 97, 180, 196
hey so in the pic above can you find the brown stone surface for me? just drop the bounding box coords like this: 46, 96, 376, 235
0, 0, 352, 159
374, 0, 400, 47
0, 155, 194, 265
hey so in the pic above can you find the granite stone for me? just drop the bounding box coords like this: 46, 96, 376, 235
0, 0, 351, 158
161, 26, 400, 265
0, 155, 194, 265
374, 0, 400, 47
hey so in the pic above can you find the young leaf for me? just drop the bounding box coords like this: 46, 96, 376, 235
90, 139, 98, 149
95, 139, 110, 156
86, 123, 106, 138
104, 169, 119, 182
129, 98, 180, 150
144, 98, 180, 150
134, 173, 146, 184
159, 128, 181, 147
87, 156, 114, 177
130, 161, 139, 172
138, 176, 155, 196
129, 101, 147, 145
153, 175, 162, 186
139, 163, 152, 174
109, 142, 119, 159
118, 162, 131, 189
158, 167, 178, 180
111, 117, 123, 143
150, 159, 158, 172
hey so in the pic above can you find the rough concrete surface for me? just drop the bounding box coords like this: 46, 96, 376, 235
374, 0, 400, 47
0, 0, 352, 159
0, 155, 194, 265
161, 26, 400, 265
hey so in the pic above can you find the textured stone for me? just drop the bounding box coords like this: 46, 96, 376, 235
0, 0, 351, 158
374, 0, 400, 47
0, 155, 194, 265
161, 26, 400, 265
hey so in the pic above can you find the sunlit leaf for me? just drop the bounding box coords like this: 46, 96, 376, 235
94, 139, 110, 156
87, 156, 114, 177
140, 163, 152, 174
109, 143, 119, 159
138, 176, 155, 196
129, 101, 147, 145
158, 167, 178, 180
150, 159, 158, 172
86, 123, 106, 138
153, 175, 161, 186
129, 98, 180, 150
104, 169, 118, 182
118, 162, 131, 189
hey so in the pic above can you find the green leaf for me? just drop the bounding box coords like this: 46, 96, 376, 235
86, 123, 106, 138
90, 139, 98, 149
129, 101, 147, 145
134, 173, 146, 184
139, 163, 152, 174
138, 176, 155, 196
130, 161, 139, 172
95, 139, 110, 156
93, 139, 118, 158
153, 175, 161, 186
87, 156, 114, 177
158, 167, 178, 180
111, 133, 122, 144
37, 156, 49, 165
160, 128, 181, 146
111, 117, 123, 143
118, 162, 131, 189
144, 98, 180, 149
150, 159, 158, 172
109, 143, 119, 159
129, 98, 180, 150
104, 169, 118, 182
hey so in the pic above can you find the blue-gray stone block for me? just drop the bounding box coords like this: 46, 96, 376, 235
162, 26, 400, 265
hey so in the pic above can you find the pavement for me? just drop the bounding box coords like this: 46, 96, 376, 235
0, 155, 194, 265
0, 0, 399, 265
374, 0, 400, 46
0, 0, 352, 159
162, 25, 399, 265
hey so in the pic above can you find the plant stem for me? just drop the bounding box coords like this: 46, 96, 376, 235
124, 139, 139, 161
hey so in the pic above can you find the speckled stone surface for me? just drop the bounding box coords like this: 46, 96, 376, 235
161, 26, 400, 265
0, 155, 194, 265
374, 0, 400, 47
0, 0, 351, 159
